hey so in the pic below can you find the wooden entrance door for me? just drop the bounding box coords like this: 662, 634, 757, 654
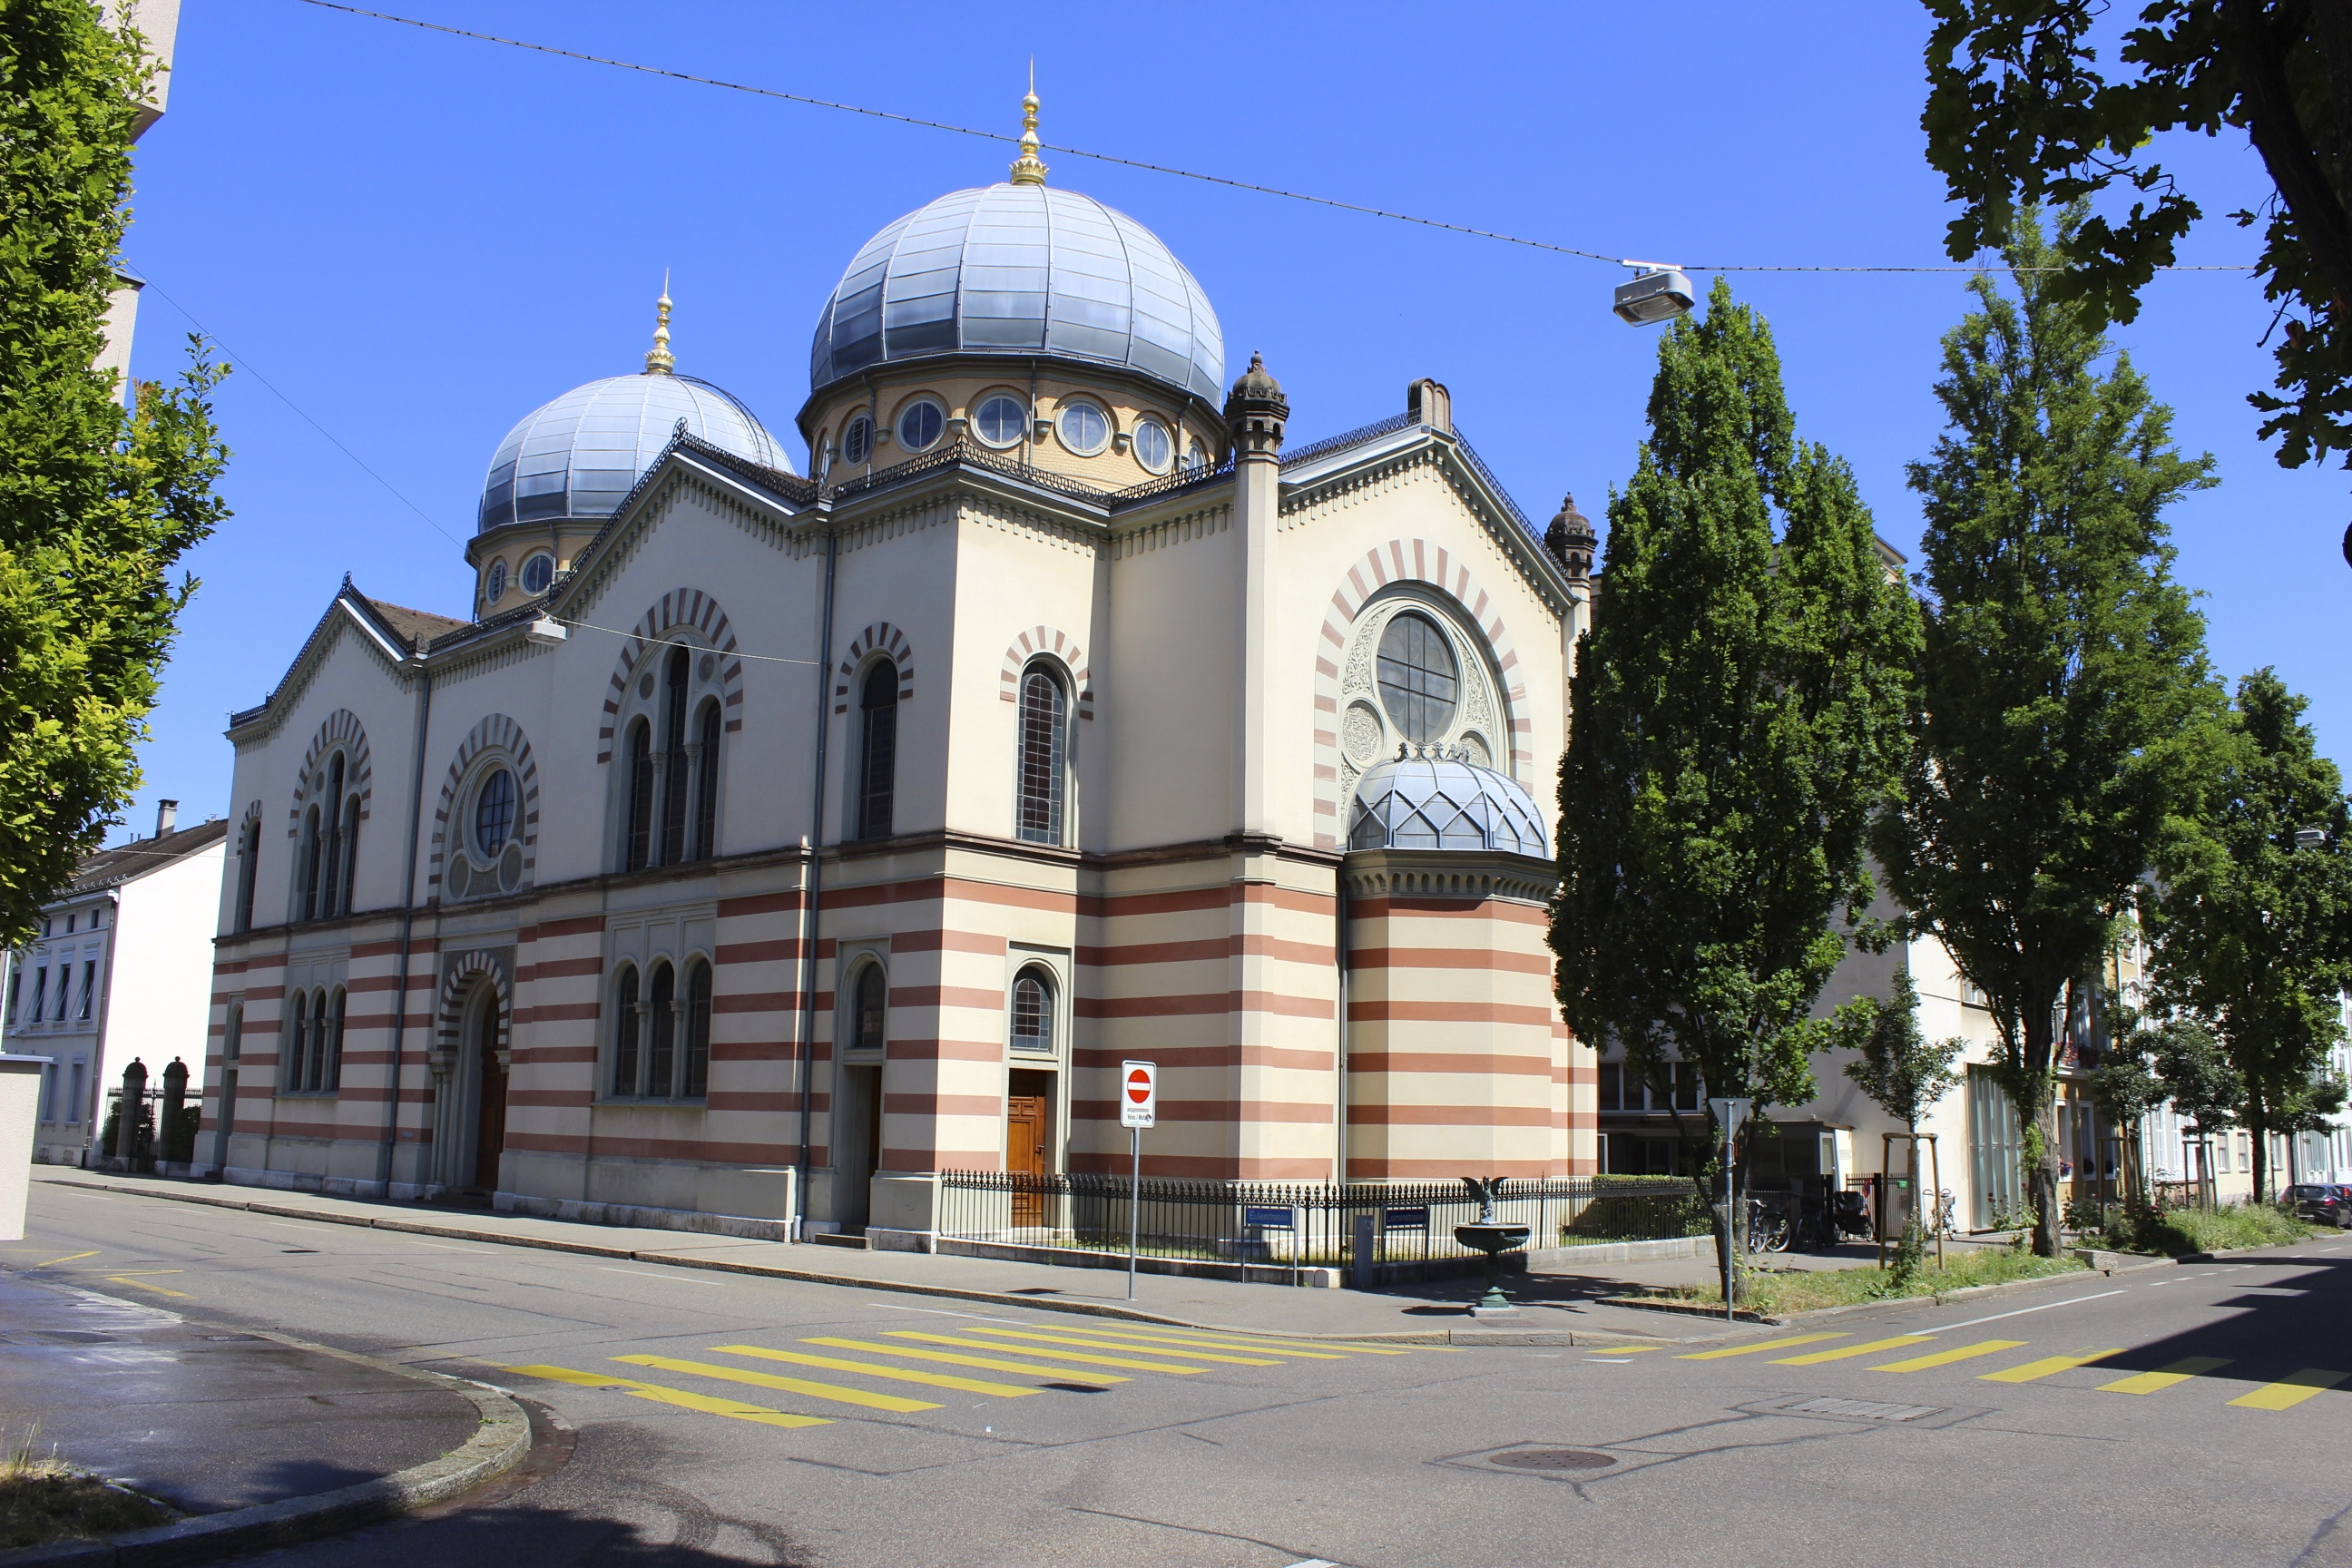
1006, 1069, 1052, 1229
473, 1004, 508, 1191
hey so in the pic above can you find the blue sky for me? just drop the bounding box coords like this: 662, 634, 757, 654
114, 1, 2344, 841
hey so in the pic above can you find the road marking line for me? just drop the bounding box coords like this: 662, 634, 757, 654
31, 1251, 100, 1267
500, 1363, 829, 1427
596, 1266, 720, 1286
710, 1344, 1038, 1398
867, 1301, 1026, 1325
1933, 1289, 2125, 1331
804, 1337, 1128, 1385
102, 1274, 193, 1298
960, 1328, 1283, 1367
1061, 1325, 1408, 1357
1592, 1345, 1663, 1353
1870, 1339, 2026, 1372
1771, 1336, 1936, 1366
2228, 1369, 2347, 1411
882, 1330, 1210, 1375
2100, 1357, 2233, 1395
612, 1355, 940, 1413
1058, 1328, 1361, 1359
1675, 1335, 1846, 1360
1979, 1348, 2125, 1384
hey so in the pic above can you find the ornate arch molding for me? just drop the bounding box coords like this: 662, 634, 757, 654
1000, 627, 1094, 720
1312, 538, 1532, 850
286, 710, 373, 840
434, 947, 512, 1061
833, 622, 915, 716
595, 590, 746, 764
428, 714, 540, 898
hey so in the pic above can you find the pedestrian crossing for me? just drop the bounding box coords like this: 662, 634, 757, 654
1673, 1329, 2344, 1411
494, 1321, 1444, 1437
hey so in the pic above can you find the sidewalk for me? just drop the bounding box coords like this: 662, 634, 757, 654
34, 1170, 1804, 1344
0, 1269, 484, 1519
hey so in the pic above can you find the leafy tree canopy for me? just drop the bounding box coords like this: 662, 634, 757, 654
0, 0, 229, 944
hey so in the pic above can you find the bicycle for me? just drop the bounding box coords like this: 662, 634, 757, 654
1743, 1193, 1792, 1254
1933, 1190, 1959, 1240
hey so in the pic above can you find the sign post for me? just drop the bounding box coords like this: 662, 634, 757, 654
1120, 1061, 1157, 1300
1707, 1096, 1752, 1322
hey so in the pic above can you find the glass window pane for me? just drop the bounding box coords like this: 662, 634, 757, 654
1376, 612, 1459, 743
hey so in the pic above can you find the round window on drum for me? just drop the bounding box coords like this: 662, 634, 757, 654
842, 413, 874, 466
483, 559, 507, 605
519, 553, 554, 595
974, 395, 1026, 447
474, 768, 516, 859
897, 400, 945, 453
1132, 418, 1171, 474
1055, 400, 1109, 456
1376, 612, 1459, 744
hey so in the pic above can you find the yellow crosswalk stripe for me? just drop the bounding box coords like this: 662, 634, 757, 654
882, 1330, 1210, 1375
1979, 1349, 2125, 1384
1771, 1336, 1935, 1366
1064, 1326, 1415, 1357
1870, 1339, 2026, 1372
1592, 1345, 1663, 1353
960, 1328, 1282, 1366
1675, 1334, 1846, 1360
613, 1355, 939, 1413
2100, 1357, 2232, 1395
2228, 1368, 2347, 1410
500, 1363, 830, 1427
710, 1344, 1040, 1398
1055, 1328, 1355, 1358
804, 1337, 1128, 1385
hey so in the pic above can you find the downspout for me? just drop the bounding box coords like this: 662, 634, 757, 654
793, 521, 839, 1239
377, 650, 434, 1191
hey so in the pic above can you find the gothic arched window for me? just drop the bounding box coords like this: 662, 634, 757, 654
623, 719, 654, 872
856, 661, 898, 840
646, 961, 677, 1099
852, 963, 887, 1054
1016, 667, 1066, 845
694, 699, 722, 860
684, 961, 712, 1098
612, 965, 641, 1096
661, 646, 691, 865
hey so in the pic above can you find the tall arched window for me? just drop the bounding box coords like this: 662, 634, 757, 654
336, 791, 361, 916
324, 987, 346, 1092
285, 991, 310, 1090
683, 961, 712, 1097
612, 965, 641, 1095
1016, 667, 1066, 845
624, 719, 654, 872
661, 646, 691, 865
233, 818, 259, 934
318, 756, 346, 917
856, 661, 898, 839
852, 963, 887, 1054
1011, 966, 1054, 1054
693, 699, 722, 860
646, 961, 677, 1098
307, 990, 330, 1093
298, 805, 323, 921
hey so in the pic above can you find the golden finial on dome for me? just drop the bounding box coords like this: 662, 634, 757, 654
1008, 64, 1048, 187
645, 270, 675, 374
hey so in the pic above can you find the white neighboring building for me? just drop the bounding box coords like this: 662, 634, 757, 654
1, 802, 226, 1164
2290, 997, 2352, 1185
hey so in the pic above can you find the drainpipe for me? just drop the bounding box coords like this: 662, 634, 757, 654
794, 522, 839, 1239
377, 652, 434, 1192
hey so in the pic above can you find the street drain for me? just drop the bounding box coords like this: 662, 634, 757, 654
1784, 1396, 1942, 1423
1490, 1448, 1615, 1471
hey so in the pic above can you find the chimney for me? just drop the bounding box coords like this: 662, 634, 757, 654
154, 799, 178, 838
1406, 378, 1453, 436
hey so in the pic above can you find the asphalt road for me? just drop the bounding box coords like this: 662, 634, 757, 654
11, 1181, 2350, 1568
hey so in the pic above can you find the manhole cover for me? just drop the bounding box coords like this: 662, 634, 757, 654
1784, 1396, 1942, 1423
1490, 1448, 1615, 1471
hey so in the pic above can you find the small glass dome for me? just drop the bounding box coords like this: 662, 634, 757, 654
1348, 750, 1552, 857
809, 183, 1224, 405
478, 372, 791, 534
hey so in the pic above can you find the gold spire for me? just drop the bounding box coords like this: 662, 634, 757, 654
645, 271, 674, 374
1008, 65, 1047, 186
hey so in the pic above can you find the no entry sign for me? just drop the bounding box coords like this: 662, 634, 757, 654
1120, 1060, 1157, 1129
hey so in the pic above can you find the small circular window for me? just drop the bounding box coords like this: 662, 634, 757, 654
483, 559, 507, 604
974, 394, 1026, 447
1056, 400, 1109, 456
474, 769, 516, 859
519, 553, 554, 595
1183, 438, 1207, 472
1377, 612, 1459, 744
842, 414, 874, 466
897, 400, 945, 453
1132, 418, 1171, 474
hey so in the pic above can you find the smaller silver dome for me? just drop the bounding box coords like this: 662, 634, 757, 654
1348, 750, 1551, 857
478, 372, 791, 534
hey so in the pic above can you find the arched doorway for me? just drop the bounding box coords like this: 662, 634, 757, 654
463, 983, 507, 1191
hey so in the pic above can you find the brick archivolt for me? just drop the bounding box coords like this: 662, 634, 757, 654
287, 709, 372, 839
596, 589, 746, 764
435, 947, 511, 1061
428, 714, 540, 896
835, 623, 915, 715
1000, 627, 1093, 720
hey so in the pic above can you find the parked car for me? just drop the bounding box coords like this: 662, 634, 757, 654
2286, 1183, 2352, 1229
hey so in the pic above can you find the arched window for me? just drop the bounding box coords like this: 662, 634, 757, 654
324, 987, 346, 1092
646, 961, 677, 1098
307, 990, 330, 1093
1011, 966, 1054, 1054
661, 646, 691, 865
284, 991, 309, 1091
335, 792, 360, 916
852, 963, 887, 1054
612, 965, 641, 1096
319, 756, 346, 917
693, 699, 722, 860
1016, 667, 1066, 845
233, 818, 258, 934
298, 804, 323, 922
856, 660, 898, 840
684, 961, 712, 1097
1377, 611, 1459, 744
623, 719, 654, 872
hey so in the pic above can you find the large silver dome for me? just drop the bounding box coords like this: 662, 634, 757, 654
809, 184, 1224, 404
478, 372, 792, 534
1348, 751, 1552, 857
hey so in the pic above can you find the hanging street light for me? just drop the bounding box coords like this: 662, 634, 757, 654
1613, 261, 1696, 326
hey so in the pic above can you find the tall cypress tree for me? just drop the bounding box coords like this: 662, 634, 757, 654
1553, 280, 1920, 1237
2145, 670, 2352, 1203
0, 2, 229, 942
1874, 211, 2220, 1257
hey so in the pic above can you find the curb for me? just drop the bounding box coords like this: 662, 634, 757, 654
1595, 1249, 2181, 1329
32, 1173, 1699, 1349
0, 1293, 534, 1568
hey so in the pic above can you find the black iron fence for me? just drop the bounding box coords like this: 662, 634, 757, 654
936, 1171, 1704, 1267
